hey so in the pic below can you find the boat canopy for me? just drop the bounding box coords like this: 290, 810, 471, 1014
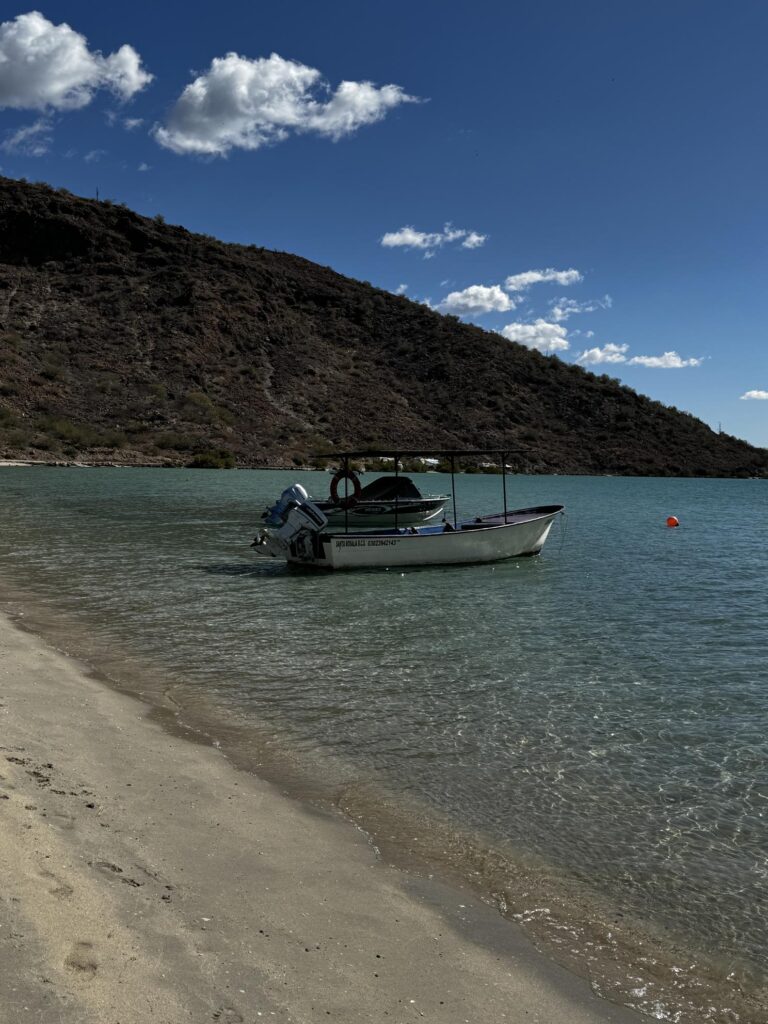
313, 447, 533, 527
355, 476, 423, 501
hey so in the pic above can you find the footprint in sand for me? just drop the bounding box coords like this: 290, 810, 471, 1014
91, 860, 143, 888
65, 941, 98, 978
48, 810, 77, 830
40, 869, 74, 899
212, 1008, 244, 1023
27, 768, 51, 787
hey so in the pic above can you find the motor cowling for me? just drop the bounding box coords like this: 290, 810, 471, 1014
279, 502, 328, 538
263, 484, 311, 526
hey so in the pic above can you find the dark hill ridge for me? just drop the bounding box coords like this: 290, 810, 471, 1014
0, 176, 765, 476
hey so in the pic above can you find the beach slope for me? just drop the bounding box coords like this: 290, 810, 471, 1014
0, 611, 639, 1023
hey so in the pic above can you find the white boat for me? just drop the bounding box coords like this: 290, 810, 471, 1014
252, 449, 564, 571
294, 472, 446, 529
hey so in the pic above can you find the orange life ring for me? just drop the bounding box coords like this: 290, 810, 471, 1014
330, 469, 362, 509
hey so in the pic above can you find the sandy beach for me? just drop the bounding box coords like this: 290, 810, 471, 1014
0, 609, 644, 1024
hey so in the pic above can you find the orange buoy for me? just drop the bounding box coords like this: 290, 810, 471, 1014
666, 516, 680, 528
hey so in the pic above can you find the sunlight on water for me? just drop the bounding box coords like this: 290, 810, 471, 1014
2, 467, 767, 1021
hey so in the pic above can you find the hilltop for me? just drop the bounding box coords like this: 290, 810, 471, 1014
0, 176, 764, 476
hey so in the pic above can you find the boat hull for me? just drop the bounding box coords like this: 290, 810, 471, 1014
286, 506, 564, 570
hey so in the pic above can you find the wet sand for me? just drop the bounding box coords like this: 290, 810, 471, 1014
0, 610, 641, 1024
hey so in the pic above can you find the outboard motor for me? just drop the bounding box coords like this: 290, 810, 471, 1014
253, 485, 329, 561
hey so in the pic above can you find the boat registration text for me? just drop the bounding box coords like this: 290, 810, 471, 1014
336, 538, 400, 548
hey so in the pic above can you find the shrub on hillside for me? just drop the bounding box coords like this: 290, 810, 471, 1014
187, 449, 235, 469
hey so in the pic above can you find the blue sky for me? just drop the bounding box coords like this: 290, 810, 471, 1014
1, 1, 766, 446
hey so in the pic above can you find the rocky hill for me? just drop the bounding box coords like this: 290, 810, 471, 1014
0, 176, 764, 476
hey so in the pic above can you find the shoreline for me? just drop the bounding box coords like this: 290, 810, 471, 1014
2, 460, 766, 480
0, 609, 642, 1023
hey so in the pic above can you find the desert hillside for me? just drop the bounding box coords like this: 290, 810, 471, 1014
0, 176, 764, 476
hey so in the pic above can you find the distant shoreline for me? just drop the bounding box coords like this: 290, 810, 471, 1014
1, 459, 766, 478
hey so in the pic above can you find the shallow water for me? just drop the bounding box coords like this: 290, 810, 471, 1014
1, 467, 766, 1021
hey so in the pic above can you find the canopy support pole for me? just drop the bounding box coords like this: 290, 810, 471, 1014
343, 454, 349, 534
502, 451, 508, 522
394, 453, 399, 530
450, 455, 457, 526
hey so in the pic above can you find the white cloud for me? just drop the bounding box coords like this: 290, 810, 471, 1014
550, 294, 612, 322
627, 351, 703, 368
440, 284, 515, 315
504, 268, 583, 292
572, 343, 702, 368
304, 79, 416, 140
381, 223, 486, 254
740, 390, 768, 400
382, 226, 443, 250
500, 320, 569, 353
394, 283, 408, 295
138, 161, 150, 172
154, 52, 416, 156
576, 342, 628, 365
0, 11, 152, 111
84, 148, 105, 163
462, 231, 487, 249
1, 115, 51, 155
124, 117, 143, 131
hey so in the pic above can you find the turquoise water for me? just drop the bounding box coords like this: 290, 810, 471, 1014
1, 468, 766, 1021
